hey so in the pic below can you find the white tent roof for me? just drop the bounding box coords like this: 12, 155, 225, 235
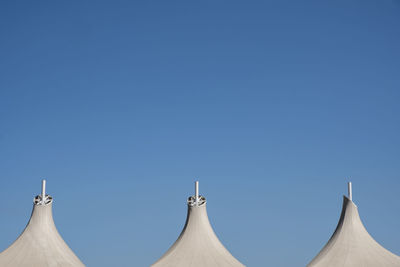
308, 182, 400, 267
0, 180, 85, 267
152, 181, 245, 267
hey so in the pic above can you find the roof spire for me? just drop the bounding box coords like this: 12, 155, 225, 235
348, 181, 352, 201
0, 179, 85, 266
151, 180, 245, 267
41, 179, 47, 205
195, 181, 199, 206
307, 181, 400, 266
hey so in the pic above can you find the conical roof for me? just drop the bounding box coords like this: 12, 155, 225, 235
0, 180, 85, 267
151, 181, 245, 267
308, 182, 400, 267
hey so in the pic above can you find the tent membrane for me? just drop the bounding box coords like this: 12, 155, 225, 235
0, 181, 85, 267
151, 182, 245, 267
307, 183, 400, 267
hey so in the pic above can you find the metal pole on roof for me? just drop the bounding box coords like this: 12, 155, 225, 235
195, 181, 199, 206
348, 181, 352, 201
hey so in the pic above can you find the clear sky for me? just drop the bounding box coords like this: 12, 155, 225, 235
0, 1, 399, 266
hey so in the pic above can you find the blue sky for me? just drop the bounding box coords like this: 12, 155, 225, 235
0, 1, 400, 266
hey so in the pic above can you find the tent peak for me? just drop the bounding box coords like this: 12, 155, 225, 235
307, 185, 400, 266
188, 181, 206, 207
152, 181, 245, 267
34, 179, 52, 206
188, 195, 206, 207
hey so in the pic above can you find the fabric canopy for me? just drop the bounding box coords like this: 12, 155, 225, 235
0, 182, 85, 267
308, 192, 400, 267
152, 182, 245, 267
